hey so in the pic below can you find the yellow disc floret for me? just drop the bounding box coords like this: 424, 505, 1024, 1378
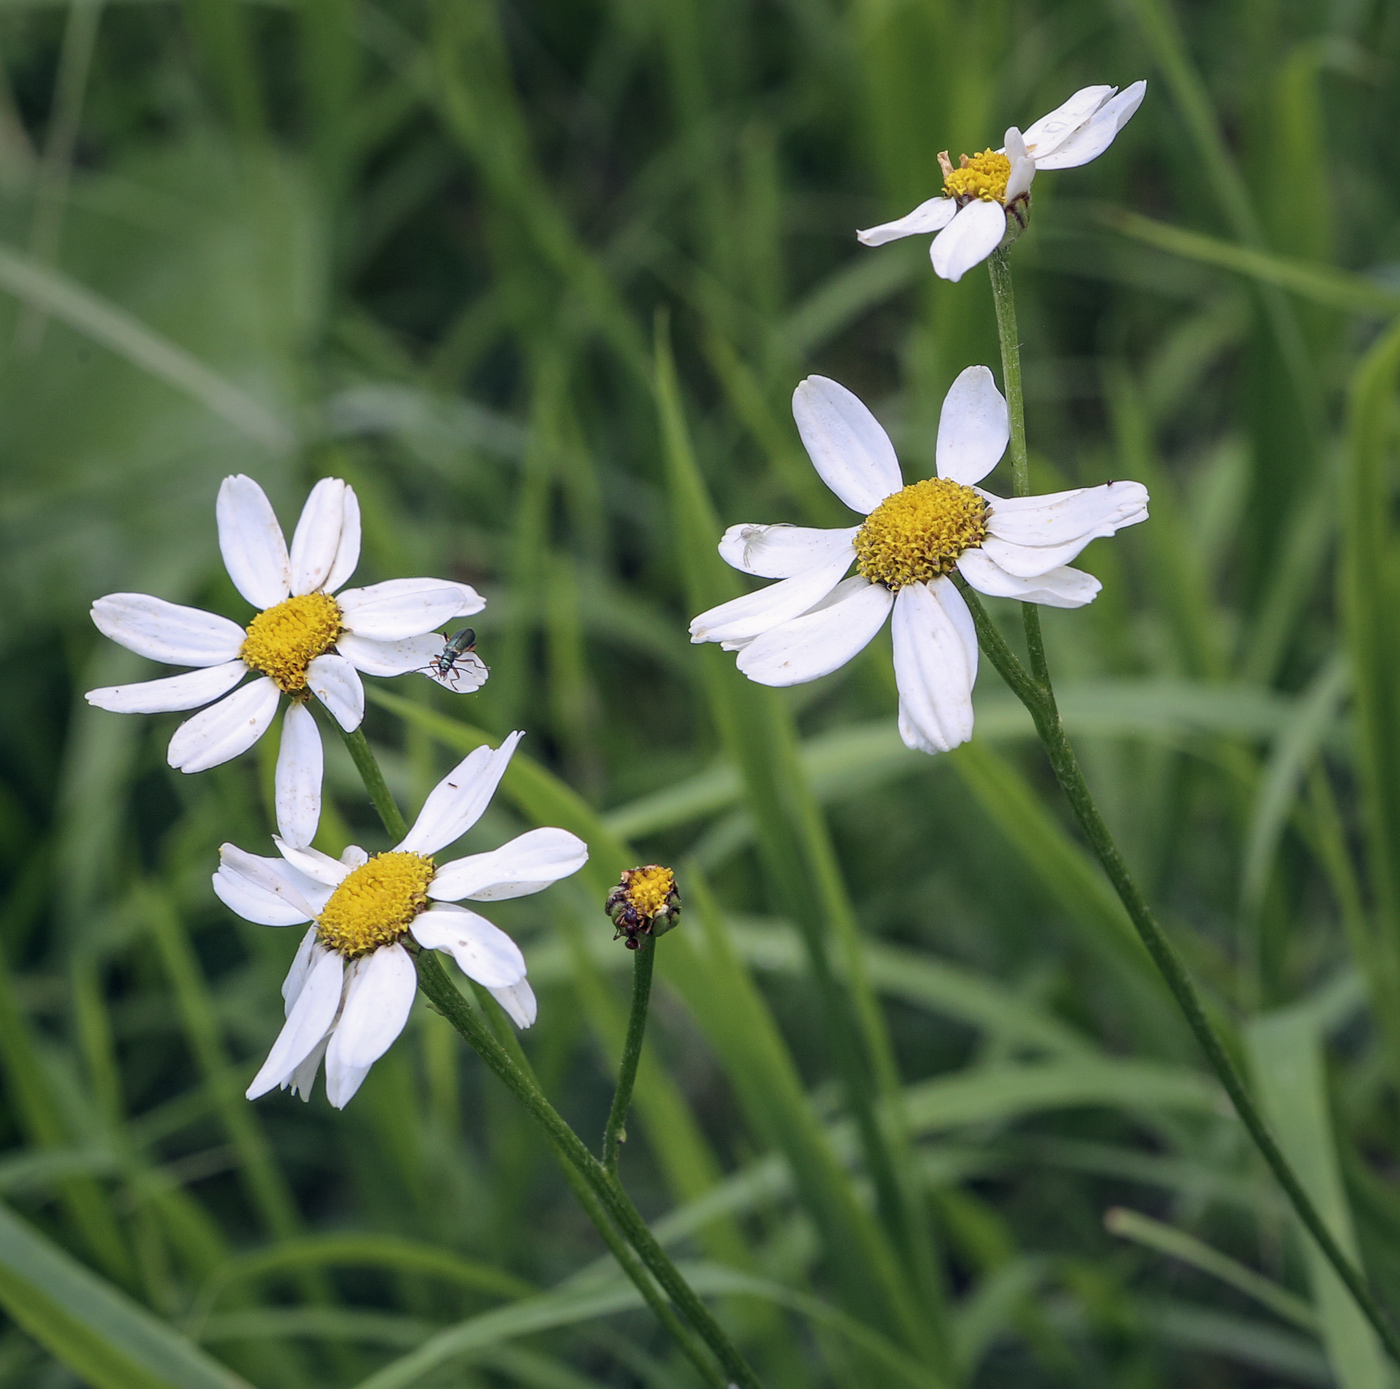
855, 479, 989, 590
942, 149, 1011, 205
628, 866, 676, 920
240, 592, 343, 693
316, 851, 436, 958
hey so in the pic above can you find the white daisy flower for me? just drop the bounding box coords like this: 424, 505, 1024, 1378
857, 81, 1147, 282
689, 369, 1148, 754
86, 475, 487, 848
217, 731, 589, 1108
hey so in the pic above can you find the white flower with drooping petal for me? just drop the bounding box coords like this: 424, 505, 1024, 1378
217, 731, 589, 1109
690, 369, 1148, 754
86, 476, 487, 848
857, 82, 1147, 282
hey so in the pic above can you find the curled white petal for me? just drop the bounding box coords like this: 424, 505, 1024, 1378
213, 861, 313, 927
290, 478, 350, 597
411, 905, 527, 988
430, 827, 589, 902
489, 979, 538, 1030
336, 631, 446, 677
936, 366, 1009, 487
324, 944, 418, 1108
307, 654, 364, 732
717, 523, 860, 578
168, 677, 280, 773
1005, 155, 1036, 204
1020, 84, 1117, 161
285, 1038, 328, 1101
792, 376, 904, 515
217, 475, 291, 609
1033, 81, 1146, 170
735, 579, 892, 687
890, 579, 977, 755
246, 950, 344, 1100
399, 732, 523, 857
281, 928, 321, 1012
856, 195, 957, 247
216, 843, 326, 919
323, 484, 362, 595
930, 200, 1007, 283
337, 579, 481, 641
956, 549, 1102, 607
273, 837, 352, 888
275, 702, 323, 849
91, 594, 245, 668
982, 481, 1148, 575
86, 661, 246, 714
689, 550, 854, 645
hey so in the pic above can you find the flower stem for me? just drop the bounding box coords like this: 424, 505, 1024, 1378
603, 938, 656, 1176
955, 583, 1400, 1367
339, 725, 409, 841
343, 728, 761, 1388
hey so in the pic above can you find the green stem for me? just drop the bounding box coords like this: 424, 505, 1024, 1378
416, 951, 763, 1389
603, 939, 656, 1175
987, 248, 1050, 687
956, 578, 1400, 1366
344, 728, 762, 1388
339, 725, 409, 840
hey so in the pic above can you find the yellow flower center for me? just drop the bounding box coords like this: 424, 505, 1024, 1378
855, 479, 989, 590
626, 865, 676, 921
240, 592, 343, 693
942, 149, 1011, 204
316, 851, 436, 959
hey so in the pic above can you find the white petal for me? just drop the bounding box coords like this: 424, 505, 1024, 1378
285, 1037, 328, 1101
281, 929, 322, 1012
423, 650, 489, 694
936, 365, 1009, 486
450, 585, 486, 617
1020, 84, 1116, 160
334, 631, 441, 678
856, 195, 957, 247
340, 845, 369, 869
337, 579, 480, 641
890, 580, 976, 755
735, 579, 892, 687
717, 523, 861, 578
1034, 81, 1146, 170
85, 661, 247, 714
1005, 127, 1028, 162
489, 979, 537, 1030
275, 702, 323, 849
307, 654, 364, 732
246, 951, 344, 1100
289, 478, 350, 596
689, 550, 854, 645
430, 827, 589, 902
792, 377, 904, 514
323, 485, 362, 595
216, 843, 326, 919
273, 837, 353, 888
982, 481, 1149, 575
213, 861, 313, 927
956, 549, 1102, 607
217, 475, 290, 609
324, 944, 417, 1107
91, 594, 245, 668
168, 677, 280, 773
930, 200, 1007, 283
399, 732, 523, 857
1005, 155, 1036, 204
411, 906, 527, 988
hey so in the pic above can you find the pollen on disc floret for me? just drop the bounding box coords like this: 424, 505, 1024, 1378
855, 479, 990, 591
316, 851, 436, 958
942, 149, 1012, 205
240, 592, 344, 693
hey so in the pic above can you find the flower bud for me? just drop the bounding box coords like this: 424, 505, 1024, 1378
606, 865, 680, 949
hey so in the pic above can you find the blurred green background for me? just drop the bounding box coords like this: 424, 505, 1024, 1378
3, 0, 1400, 1383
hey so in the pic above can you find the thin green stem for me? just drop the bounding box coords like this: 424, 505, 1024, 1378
956, 578, 1400, 1366
603, 939, 656, 1175
987, 248, 1050, 687
339, 725, 409, 840
344, 729, 762, 1388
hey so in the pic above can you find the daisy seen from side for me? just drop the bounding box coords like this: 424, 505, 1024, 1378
689, 368, 1148, 754
217, 732, 588, 1108
857, 81, 1147, 282
86, 475, 486, 848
